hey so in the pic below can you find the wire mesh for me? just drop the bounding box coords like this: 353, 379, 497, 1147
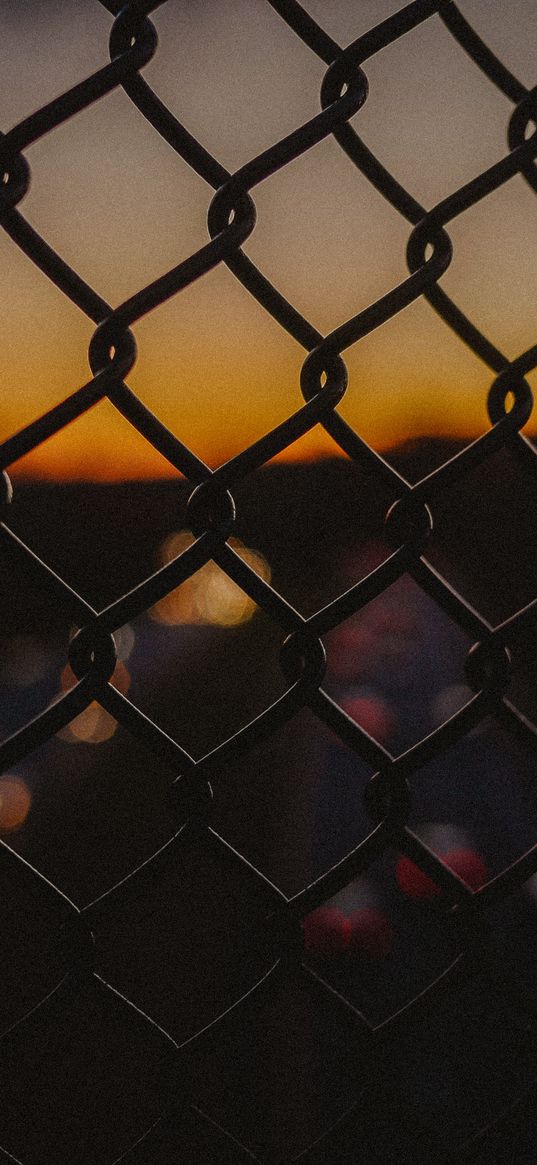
1, 1, 537, 1161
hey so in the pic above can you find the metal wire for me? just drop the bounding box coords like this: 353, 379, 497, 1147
1, 1, 537, 1160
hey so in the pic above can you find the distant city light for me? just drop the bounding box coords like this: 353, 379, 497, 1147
0, 776, 32, 833
60, 702, 118, 745
58, 660, 130, 745
150, 533, 271, 627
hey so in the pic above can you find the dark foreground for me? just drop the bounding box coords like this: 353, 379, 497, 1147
0, 444, 537, 1163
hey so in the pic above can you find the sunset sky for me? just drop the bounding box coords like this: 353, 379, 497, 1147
1, 0, 536, 479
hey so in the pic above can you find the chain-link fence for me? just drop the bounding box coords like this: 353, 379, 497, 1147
1, 1, 537, 1161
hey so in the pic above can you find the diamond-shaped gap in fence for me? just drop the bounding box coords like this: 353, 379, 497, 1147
322, 572, 472, 754
132, 584, 293, 760
0, 970, 167, 1165
128, 265, 334, 468
2, 405, 192, 609
300, 849, 461, 1030
245, 135, 412, 335
149, 0, 327, 170
92, 821, 278, 1044
0, 716, 183, 910
174, 965, 373, 1162
226, 445, 393, 617
353, 8, 513, 206
20, 83, 216, 305
31, 717, 185, 908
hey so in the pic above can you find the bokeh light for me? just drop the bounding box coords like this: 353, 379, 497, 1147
60, 702, 118, 745
0, 776, 32, 833
150, 532, 271, 627
58, 660, 130, 745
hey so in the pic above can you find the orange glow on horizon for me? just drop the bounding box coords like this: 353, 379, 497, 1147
3, 275, 534, 484
6, 396, 534, 482
5, 334, 535, 483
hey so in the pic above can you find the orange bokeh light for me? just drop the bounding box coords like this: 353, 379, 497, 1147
58, 660, 130, 745
0, 777, 32, 833
151, 533, 271, 627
